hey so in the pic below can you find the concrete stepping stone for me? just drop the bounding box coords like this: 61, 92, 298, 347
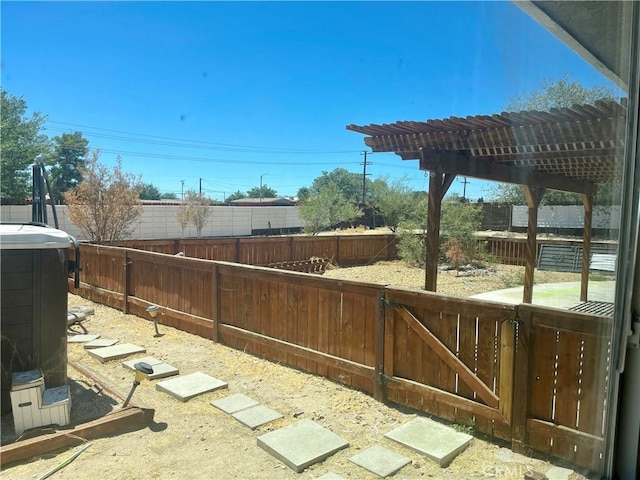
156, 372, 227, 402
68, 334, 100, 343
349, 445, 411, 477
122, 356, 179, 380
232, 405, 283, 430
211, 393, 259, 414
257, 419, 349, 473
86, 343, 145, 363
545, 465, 574, 480
83, 338, 118, 349
384, 417, 472, 467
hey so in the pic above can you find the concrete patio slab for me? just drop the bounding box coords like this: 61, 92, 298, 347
122, 356, 179, 380
86, 343, 146, 363
155, 372, 227, 402
83, 338, 118, 349
384, 417, 472, 467
232, 405, 283, 430
67, 334, 100, 343
211, 393, 259, 414
257, 419, 349, 473
348, 445, 411, 477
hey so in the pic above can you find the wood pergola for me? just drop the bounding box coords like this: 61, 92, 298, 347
347, 99, 627, 303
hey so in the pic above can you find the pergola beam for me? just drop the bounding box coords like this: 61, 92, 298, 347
419, 148, 596, 196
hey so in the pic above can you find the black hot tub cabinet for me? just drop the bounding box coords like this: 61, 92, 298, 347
0, 224, 76, 414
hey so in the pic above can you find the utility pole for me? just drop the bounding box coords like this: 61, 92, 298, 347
260, 173, 268, 204
181, 180, 184, 201
199, 178, 202, 197
360, 151, 372, 205
460, 176, 470, 201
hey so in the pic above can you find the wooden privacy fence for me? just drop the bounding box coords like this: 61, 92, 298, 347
69, 244, 612, 472
107, 234, 398, 267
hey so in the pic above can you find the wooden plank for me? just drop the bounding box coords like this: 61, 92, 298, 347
211, 263, 219, 342
316, 289, 331, 377
456, 314, 476, 425
528, 326, 556, 422
296, 283, 310, 371
218, 324, 374, 383
527, 419, 604, 472
577, 335, 608, 436
553, 331, 582, 430
520, 304, 611, 337
306, 287, 319, 374
523, 186, 544, 304
386, 378, 505, 423
385, 287, 516, 318
581, 194, 593, 301
498, 320, 515, 424
127, 296, 213, 339
397, 307, 499, 408
383, 299, 395, 404
374, 292, 385, 402
0, 407, 152, 467
511, 308, 532, 452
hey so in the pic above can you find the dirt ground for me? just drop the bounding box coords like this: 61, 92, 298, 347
1, 261, 589, 480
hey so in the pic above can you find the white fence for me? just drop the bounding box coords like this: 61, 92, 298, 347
511, 205, 621, 230
0, 205, 303, 241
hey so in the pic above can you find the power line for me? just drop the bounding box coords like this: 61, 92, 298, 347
44, 121, 359, 155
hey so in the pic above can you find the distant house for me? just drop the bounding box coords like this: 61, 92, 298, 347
229, 197, 297, 207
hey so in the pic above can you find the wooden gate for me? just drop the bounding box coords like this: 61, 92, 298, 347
381, 288, 517, 441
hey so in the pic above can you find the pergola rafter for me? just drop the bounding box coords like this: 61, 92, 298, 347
347, 99, 627, 303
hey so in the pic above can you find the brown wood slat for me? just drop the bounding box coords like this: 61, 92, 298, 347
528, 327, 557, 422
397, 308, 498, 409
554, 331, 582, 430
455, 314, 477, 426
577, 335, 609, 436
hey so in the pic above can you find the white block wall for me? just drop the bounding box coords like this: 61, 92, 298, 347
0, 205, 303, 241
511, 205, 621, 229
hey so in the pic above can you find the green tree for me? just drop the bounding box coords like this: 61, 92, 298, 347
0, 89, 51, 203
160, 192, 178, 200
226, 190, 246, 202
505, 74, 616, 112
46, 131, 89, 202
309, 168, 371, 205
370, 176, 417, 232
64, 152, 142, 242
137, 182, 162, 200
298, 184, 362, 235
440, 197, 483, 268
296, 186, 310, 202
246, 185, 277, 198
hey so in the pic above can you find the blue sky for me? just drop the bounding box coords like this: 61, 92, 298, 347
1, 1, 618, 201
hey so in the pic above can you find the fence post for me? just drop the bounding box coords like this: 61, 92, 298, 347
122, 250, 129, 314
374, 290, 386, 402
511, 306, 532, 454
211, 262, 219, 343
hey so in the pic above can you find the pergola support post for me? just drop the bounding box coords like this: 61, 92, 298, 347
523, 186, 545, 304
581, 193, 593, 302
424, 168, 455, 291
